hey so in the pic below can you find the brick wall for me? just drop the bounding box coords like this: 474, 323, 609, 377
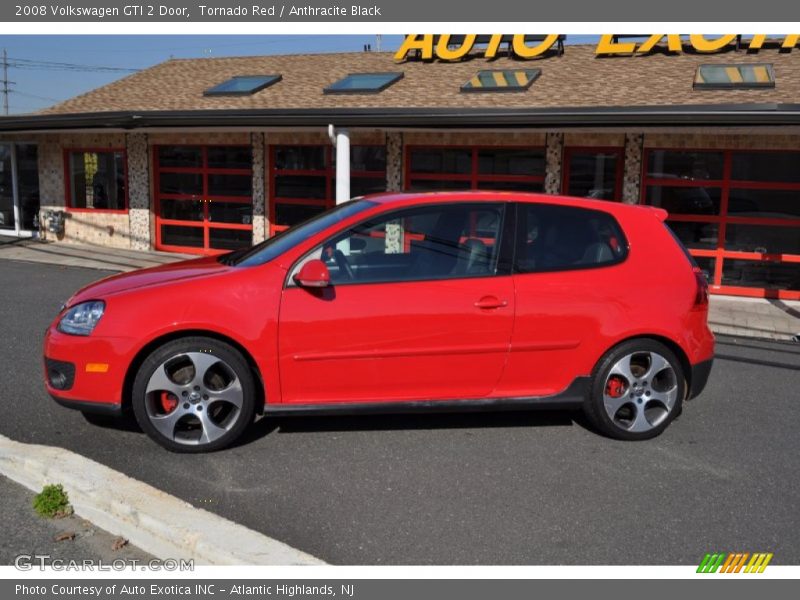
643, 132, 800, 150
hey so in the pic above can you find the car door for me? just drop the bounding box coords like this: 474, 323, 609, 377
277, 201, 515, 404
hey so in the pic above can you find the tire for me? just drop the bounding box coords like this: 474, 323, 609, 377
583, 339, 685, 441
131, 336, 257, 453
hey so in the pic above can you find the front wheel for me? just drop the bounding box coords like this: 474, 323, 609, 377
131, 337, 257, 453
584, 339, 685, 441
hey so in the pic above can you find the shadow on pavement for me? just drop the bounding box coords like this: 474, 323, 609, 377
254, 409, 577, 436
78, 405, 581, 450
715, 353, 800, 372
716, 338, 800, 356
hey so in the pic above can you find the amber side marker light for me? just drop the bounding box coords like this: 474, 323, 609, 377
85, 363, 110, 373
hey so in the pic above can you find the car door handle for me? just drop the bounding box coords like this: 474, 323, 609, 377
474, 296, 509, 309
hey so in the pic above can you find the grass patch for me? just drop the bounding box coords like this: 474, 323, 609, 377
33, 484, 73, 518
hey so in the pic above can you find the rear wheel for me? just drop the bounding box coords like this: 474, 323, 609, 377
584, 339, 685, 441
131, 337, 256, 453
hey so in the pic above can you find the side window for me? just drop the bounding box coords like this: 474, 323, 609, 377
515, 203, 627, 273
295, 203, 506, 285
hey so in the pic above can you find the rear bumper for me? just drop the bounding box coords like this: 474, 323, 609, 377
688, 358, 714, 399
50, 394, 123, 416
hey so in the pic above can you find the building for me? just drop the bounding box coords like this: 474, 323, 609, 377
0, 37, 798, 299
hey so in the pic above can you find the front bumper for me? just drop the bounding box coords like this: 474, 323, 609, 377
43, 326, 135, 410
50, 394, 123, 416
688, 358, 714, 399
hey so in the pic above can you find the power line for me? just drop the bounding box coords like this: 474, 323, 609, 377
7, 56, 140, 73
11, 90, 61, 103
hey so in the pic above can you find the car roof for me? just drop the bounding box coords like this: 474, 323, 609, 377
361, 190, 667, 221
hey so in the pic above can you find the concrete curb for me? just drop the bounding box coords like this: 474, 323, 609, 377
0, 434, 325, 565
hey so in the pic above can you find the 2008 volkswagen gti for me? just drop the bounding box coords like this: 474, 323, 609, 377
44, 191, 714, 452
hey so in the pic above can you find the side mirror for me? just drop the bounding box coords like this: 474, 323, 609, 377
293, 259, 330, 288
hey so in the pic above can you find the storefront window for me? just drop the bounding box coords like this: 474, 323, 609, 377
645, 150, 724, 180
154, 145, 253, 254
645, 185, 722, 216
731, 151, 800, 183
722, 260, 799, 291
0, 143, 40, 233
410, 148, 472, 175
667, 221, 720, 251
728, 188, 800, 219
563, 148, 623, 200
406, 146, 545, 192
17, 145, 40, 230
643, 148, 800, 299
269, 144, 387, 235
0, 145, 14, 230
66, 150, 127, 211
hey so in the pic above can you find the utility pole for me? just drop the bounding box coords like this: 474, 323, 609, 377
2, 48, 9, 115
2, 49, 14, 115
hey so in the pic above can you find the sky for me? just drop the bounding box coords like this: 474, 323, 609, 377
0, 34, 600, 114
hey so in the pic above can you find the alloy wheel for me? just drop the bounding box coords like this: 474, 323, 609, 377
144, 351, 244, 446
602, 350, 679, 433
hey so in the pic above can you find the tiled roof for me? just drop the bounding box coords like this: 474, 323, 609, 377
41, 44, 800, 115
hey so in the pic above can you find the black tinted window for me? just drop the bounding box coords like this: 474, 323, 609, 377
514, 203, 627, 273
306, 203, 506, 285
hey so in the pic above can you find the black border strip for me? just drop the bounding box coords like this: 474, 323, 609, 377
5, 104, 800, 131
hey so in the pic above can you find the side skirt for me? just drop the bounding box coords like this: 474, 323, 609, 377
263, 377, 589, 417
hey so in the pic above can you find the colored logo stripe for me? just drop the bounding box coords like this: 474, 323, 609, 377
697, 552, 773, 573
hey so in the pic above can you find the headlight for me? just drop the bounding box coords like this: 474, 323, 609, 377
57, 301, 105, 336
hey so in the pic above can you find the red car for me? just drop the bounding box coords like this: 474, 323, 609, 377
44, 192, 714, 452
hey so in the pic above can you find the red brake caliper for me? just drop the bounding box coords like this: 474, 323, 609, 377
159, 391, 178, 413
605, 376, 627, 398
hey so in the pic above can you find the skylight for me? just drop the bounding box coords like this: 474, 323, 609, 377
203, 75, 282, 96
693, 64, 775, 89
461, 69, 542, 93
324, 72, 404, 94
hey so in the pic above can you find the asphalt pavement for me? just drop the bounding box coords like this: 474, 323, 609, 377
0, 475, 151, 567
1, 260, 798, 565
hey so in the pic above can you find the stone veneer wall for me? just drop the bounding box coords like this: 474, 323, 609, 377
386, 132, 403, 192
37, 132, 132, 248
251, 133, 266, 244
544, 132, 565, 194
126, 133, 150, 250
622, 133, 644, 204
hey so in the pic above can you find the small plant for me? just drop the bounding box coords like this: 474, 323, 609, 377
33, 484, 73, 518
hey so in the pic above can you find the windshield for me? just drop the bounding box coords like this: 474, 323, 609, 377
228, 200, 377, 267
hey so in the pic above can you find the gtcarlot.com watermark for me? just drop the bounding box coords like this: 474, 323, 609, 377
14, 555, 194, 571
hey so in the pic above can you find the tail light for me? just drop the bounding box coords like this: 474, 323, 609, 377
693, 267, 709, 307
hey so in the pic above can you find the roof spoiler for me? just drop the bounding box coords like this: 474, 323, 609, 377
640, 205, 669, 222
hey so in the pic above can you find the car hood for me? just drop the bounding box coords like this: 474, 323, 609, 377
67, 256, 232, 305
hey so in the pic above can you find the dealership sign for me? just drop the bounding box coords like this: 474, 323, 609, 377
394, 34, 800, 61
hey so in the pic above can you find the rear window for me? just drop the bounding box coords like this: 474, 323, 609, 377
514, 203, 628, 273
665, 223, 700, 268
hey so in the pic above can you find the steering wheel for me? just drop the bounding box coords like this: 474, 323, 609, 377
333, 249, 355, 281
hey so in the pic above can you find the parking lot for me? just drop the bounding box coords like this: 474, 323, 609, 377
1, 259, 798, 565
